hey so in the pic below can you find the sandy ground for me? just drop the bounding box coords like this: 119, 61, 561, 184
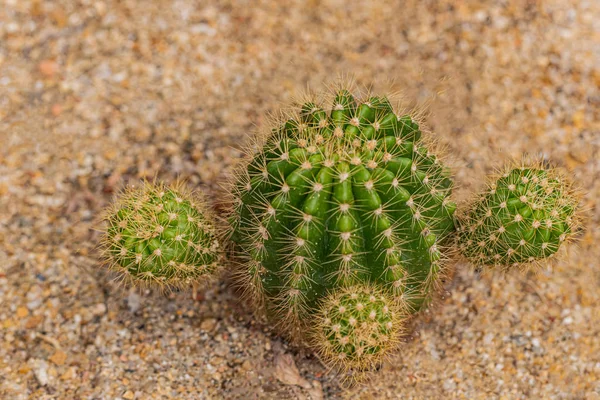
1, 0, 599, 399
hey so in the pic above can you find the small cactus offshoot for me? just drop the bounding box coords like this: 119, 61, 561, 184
314, 285, 403, 376
457, 161, 581, 270
226, 84, 457, 374
100, 181, 220, 290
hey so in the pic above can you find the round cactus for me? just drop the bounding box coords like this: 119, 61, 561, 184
100, 181, 220, 289
227, 85, 456, 363
457, 162, 581, 270
314, 285, 403, 376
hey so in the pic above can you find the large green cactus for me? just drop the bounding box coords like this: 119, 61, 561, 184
227, 86, 456, 372
100, 182, 220, 290
457, 162, 581, 270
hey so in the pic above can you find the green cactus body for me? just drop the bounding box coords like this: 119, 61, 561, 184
315, 285, 403, 374
101, 182, 220, 289
228, 88, 456, 332
458, 164, 580, 269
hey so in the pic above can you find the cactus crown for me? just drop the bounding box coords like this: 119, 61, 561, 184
100, 181, 220, 290
457, 161, 581, 270
227, 85, 456, 337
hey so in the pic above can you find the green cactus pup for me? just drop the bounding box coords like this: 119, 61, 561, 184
314, 284, 403, 376
226, 85, 457, 373
457, 161, 582, 271
100, 181, 220, 290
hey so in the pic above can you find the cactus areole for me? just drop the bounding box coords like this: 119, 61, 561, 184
228, 88, 457, 331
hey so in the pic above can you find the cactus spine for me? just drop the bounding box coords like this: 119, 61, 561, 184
100, 181, 220, 289
227, 85, 457, 373
457, 161, 581, 270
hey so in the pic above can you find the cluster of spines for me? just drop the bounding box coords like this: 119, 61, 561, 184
100, 181, 220, 290
457, 161, 581, 270
226, 85, 457, 337
314, 285, 403, 378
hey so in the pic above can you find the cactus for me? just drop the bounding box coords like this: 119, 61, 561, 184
226, 85, 457, 372
314, 284, 403, 376
457, 161, 581, 270
100, 181, 220, 290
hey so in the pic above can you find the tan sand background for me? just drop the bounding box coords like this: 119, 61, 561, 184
1, 0, 599, 398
